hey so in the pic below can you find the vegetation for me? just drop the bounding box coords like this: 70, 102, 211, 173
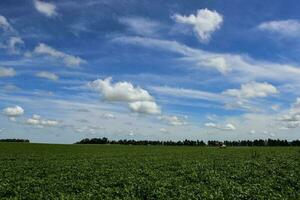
76, 137, 300, 146
0, 143, 299, 199
0, 139, 29, 143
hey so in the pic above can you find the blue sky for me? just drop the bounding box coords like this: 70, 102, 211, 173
1, 0, 300, 143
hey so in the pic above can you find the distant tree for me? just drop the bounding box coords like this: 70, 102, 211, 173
75, 138, 300, 146
0, 139, 30, 143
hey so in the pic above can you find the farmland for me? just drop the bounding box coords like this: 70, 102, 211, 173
0, 143, 299, 199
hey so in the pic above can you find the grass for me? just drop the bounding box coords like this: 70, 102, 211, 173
0, 143, 299, 199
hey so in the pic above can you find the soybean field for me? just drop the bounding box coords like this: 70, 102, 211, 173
0, 143, 299, 199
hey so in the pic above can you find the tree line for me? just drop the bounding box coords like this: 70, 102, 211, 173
0, 139, 30, 143
75, 137, 300, 146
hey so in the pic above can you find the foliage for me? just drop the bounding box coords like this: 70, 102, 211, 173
76, 137, 300, 146
0, 139, 29, 143
0, 143, 299, 199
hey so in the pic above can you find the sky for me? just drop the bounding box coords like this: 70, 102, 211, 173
1, 0, 300, 143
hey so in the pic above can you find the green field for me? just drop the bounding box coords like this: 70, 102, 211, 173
0, 143, 299, 199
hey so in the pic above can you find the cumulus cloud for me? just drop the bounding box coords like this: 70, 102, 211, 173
258, 20, 300, 38
119, 17, 162, 36
36, 71, 59, 81
129, 101, 161, 114
26, 118, 40, 125
89, 77, 161, 115
26, 114, 59, 127
173, 8, 223, 43
159, 115, 187, 126
33, 0, 57, 17
88, 77, 153, 102
3, 106, 24, 117
223, 82, 278, 99
204, 122, 236, 131
0, 67, 16, 77
33, 43, 86, 67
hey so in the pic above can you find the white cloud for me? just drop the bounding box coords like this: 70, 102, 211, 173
159, 115, 187, 126
26, 114, 59, 127
129, 130, 134, 136
205, 122, 236, 131
0, 37, 24, 55
149, 85, 270, 112
101, 113, 116, 119
27, 118, 40, 125
9, 117, 16, 122
1, 84, 20, 92
223, 82, 278, 99
119, 17, 162, 36
204, 122, 217, 128
258, 20, 300, 38
271, 104, 280, 111
33, 0, 57, 18
88, 77, 161, 115
0, 67, 16, 77
32, 114, 41, 120
0, 17, 24, 55
129, 101, 161, 114
114, 36, 231, 74
114, 36, 300, 80
88, 77, 153, 102
40, 119, 59, 126
262, 130, 276, 137
75, 125, 104, 134
278, 98, 300, 129
36, 71, 59, 81
223, 123, 236, 130
0, 15, 13, 31
150, 85, 227, 103
159, 128, 168, 133
7, 37, 24, 54
3, 106, 24, 117
33, 43, 86, 67
200, 56, 228, 74
173, 8, 223, 43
